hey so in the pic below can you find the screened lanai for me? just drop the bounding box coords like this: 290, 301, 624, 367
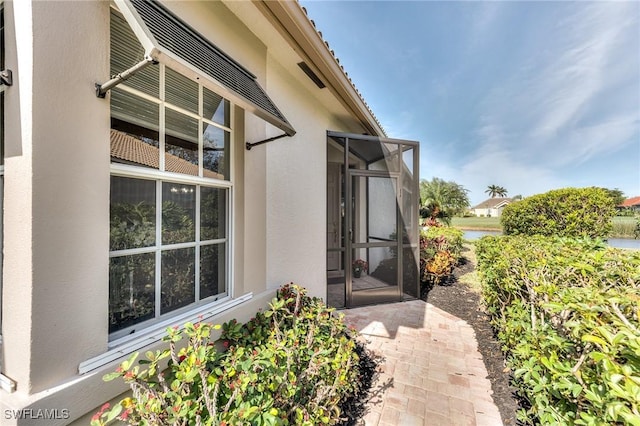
326, 131, 420, 308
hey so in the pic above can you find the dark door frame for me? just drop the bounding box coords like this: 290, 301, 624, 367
326, 131, 420, 308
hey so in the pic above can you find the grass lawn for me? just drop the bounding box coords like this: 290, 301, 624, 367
451, 216, 502, 230
611, 216, 638, 238
451, 216, 638, 238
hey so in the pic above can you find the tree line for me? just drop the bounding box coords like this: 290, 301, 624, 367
419, 177, 627, 225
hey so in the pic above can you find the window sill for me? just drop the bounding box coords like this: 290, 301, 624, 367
78, 293, 252, 375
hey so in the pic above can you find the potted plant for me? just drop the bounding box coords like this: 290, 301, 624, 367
352, 259, 368, 278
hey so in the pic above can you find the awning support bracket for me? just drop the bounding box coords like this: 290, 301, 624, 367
0, 69, 12, 87
95, 56, 157, 98
246, 133, 290, 151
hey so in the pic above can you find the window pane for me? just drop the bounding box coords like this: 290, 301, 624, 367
201, 187, 226, 240
162, 182, 195, 244
200, 243, 225, 299
109, 253, 156, 333
111, 89, 160, 132
203, 124, 229, 180
110, 9, 158, 97
166, 67, 198, 114
161, 247, 195, 314
110, 177, 156, 251
111, 89, 160, 170
165, 108, 199, 176
203, 87, 229, 127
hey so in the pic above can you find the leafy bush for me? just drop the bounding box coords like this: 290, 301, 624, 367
476, 236, 640, 425
92, 284, 362, 426
500, 187, 615, 238
420, 226, 464, 286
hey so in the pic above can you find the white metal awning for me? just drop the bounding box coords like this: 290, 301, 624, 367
105, 0, 296, 137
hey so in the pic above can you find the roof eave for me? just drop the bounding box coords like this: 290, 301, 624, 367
253, 0, 386, 137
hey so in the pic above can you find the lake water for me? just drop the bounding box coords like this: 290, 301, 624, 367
462, 230, 640, 250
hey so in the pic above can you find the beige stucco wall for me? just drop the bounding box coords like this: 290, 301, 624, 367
0, 0, 374, 423
3, 0, 111, 395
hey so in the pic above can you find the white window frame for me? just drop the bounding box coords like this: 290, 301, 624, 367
108, 60, 236, 342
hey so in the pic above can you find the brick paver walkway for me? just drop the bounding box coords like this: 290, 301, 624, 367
341, 299, 503, 426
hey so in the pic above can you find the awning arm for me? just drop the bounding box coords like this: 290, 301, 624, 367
0, 69, 12, 86
95, 56, 157, 98
246, 133, 290, 151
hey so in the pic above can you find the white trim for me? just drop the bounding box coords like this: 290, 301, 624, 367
79, 292, 252, 375
0, 372, 16, 393
109, 238, 227, 258
111, 163, 233, 188
115, 83, 232, 134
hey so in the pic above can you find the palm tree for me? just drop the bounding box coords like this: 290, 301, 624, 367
495, 186, 508, 197
485, 185, 500, 198
485, 185, 508, 198
420, 178, 470, 225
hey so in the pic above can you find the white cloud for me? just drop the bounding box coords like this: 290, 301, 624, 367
529, 3, 637, 141
459, 148, 562, 204
556, 113, 639, 167
468, 2, 503, 50
465, 1, 639, 197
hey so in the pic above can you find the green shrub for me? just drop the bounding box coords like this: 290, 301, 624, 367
476, 236, 640, 425
92, 284, 361, 426
420, 226, 464, 285
500, 187, 615, 238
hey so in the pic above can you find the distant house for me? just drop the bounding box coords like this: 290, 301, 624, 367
471, 197, 512, 217
619, 196, 640, 211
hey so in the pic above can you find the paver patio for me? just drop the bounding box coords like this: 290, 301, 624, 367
341, 299, 504, 426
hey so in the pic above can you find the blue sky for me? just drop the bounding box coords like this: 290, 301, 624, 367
300, 1, 640, 205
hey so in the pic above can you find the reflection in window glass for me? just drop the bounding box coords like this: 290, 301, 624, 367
109, 253, 156, 333
110, 9, 159, 97
111, 89, 160, 170
200, 243, 225, 299
162, 182, 195, 245
110, 176, 156, 251
161, 248, 195, 314
109, 8, 232, 336
203, 124, 229, 179
165, 67, 198, 114
111, 89, 160, 134
165, 108, 198, 175
203, 87, 229, 127
201, 187, 226, 241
